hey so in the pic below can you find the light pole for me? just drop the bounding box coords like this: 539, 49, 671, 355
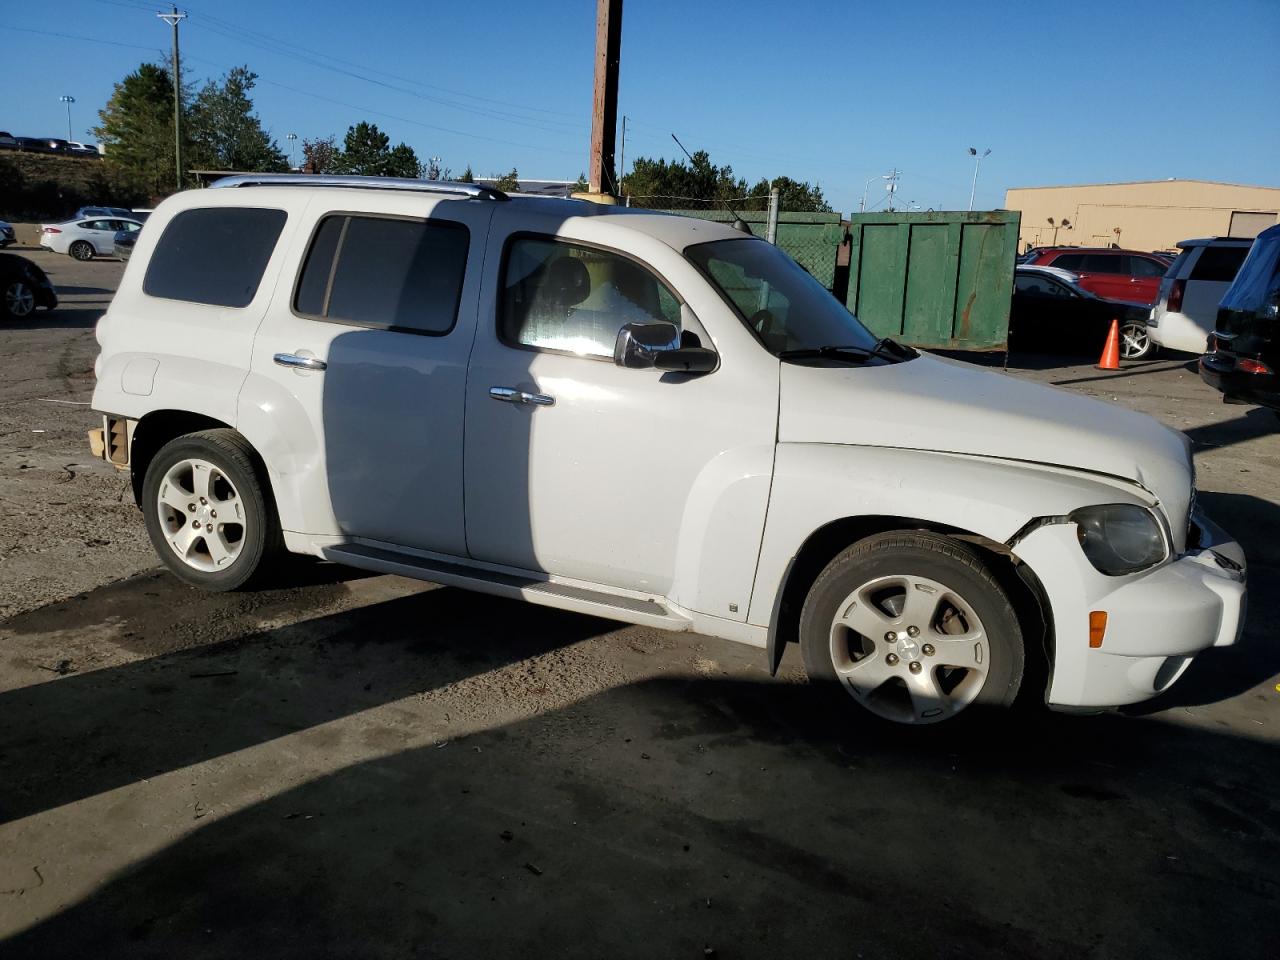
967, 146, 991, 212
860, 172, 892, 213
286, 132, 297, 169
59, 95, 75, 142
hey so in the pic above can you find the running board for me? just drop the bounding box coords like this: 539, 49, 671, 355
323, 543, 692, 631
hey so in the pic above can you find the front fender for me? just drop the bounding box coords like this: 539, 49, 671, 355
746, 443, 1153, 628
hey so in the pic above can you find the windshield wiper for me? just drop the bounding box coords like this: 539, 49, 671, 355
779, 339, 913, 363
777, 345, 877, 362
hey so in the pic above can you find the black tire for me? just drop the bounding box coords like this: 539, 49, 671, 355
141, 429, 283, 591
799, 530, 1024, 725
69, 240, 94, 261
3, 278, 36, 320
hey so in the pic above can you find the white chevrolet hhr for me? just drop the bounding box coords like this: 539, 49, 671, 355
89, 175, 1247, 726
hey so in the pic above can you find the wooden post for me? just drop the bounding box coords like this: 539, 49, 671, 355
588, 0, 622, 198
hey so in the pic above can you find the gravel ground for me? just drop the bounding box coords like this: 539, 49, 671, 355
1, 250, 1276, 958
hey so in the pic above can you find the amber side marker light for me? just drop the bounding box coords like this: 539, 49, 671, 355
1089, 611, 1108, 648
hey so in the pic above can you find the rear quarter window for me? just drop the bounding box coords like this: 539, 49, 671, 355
1190, 245, 1249, 282
143, 207, 287, 308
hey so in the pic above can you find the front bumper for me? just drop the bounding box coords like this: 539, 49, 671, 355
1014, 510, 1246, 709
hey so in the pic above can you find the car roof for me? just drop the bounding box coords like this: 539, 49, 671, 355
1040, 246, 1161, 256
1174, 237, 1255, 249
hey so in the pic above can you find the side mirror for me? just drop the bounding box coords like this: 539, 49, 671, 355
614, 321, 680, 369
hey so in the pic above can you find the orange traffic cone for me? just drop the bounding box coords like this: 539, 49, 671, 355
1097, 318, 1121, 370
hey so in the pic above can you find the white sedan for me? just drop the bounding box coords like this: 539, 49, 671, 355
40, 217, 142, 260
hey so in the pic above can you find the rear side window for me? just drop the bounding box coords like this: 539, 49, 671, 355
1125, 256, 1166, 278
144, 207, 287, 307
1082, 254, 1125, 274
294, 214, 468, 335
1190, 245, 1249, 282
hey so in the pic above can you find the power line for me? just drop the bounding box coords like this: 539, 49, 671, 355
0, 23, 163, 53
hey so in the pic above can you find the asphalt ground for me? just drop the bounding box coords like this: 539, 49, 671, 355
1, 248, 1277, 959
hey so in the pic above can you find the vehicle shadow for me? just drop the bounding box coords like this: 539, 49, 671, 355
0, 574, 616, 826
2, 673, 1275, 959
7, 305, 101, 330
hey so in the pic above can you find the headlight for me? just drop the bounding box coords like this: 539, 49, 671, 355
1071, 504, 1168, 576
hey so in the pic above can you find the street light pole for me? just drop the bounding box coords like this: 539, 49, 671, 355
861, 172, 890, 213
286, 132, 297, 169
967, 146, 991, 212
59, 96, 75, 142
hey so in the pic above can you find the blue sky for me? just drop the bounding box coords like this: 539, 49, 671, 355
4, 0, 1278, 214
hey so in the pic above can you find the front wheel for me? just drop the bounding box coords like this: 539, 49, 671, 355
1119, 321, 1152, 360
69, 240, 94, 261
141, 429, 282, 591
800, 531, 1024, 725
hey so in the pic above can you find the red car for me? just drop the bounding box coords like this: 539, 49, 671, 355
1021, 247, 1170, 305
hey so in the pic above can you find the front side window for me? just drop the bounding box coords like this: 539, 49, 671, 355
144, 206, 287, 307
1050, 253, 1085, 271
1126, 256, 1167, 278
294, 214, 469, 335
501, 237, 681, 358
687, 237, 879, 355
1016, 274, 1072, 298
1082, 254, 1125, 274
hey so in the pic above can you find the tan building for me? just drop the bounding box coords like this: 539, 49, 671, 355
1004, 179, 1280, 254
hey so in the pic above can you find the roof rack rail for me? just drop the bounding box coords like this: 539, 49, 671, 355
209, 173, 510, 201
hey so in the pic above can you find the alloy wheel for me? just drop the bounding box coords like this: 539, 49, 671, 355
155, 458, 247, 572
4, 281, 35, 318
1120, 322, 1150, 360
828, 574, 991, 724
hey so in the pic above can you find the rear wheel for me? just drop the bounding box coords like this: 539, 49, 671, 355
800, 531, 1024, 725
69, 240, 94, 261
3, 279, 35, 319
1119, 321, 1152, 360
141, 429, 281, 591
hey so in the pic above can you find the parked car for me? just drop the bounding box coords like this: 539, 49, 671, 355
66, 140, 100, 157
1200, 223, 1280, 415
0, 253, 58, 320
40, 217, 143, 260
0, 220, 15, 248
1021, 247, 1171, 304
87, 173, 1246, 727
75, 206, 137, 219
1011, 265, 1153, 358
1148, 237, 1253, 354
0, 131, 18, 150
113, 227, 137, 261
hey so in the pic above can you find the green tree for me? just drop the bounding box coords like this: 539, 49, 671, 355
302, 135, 337, 174
622, 150, 830, 212
188, 66, 287, 172
333, 122, 420, 177
457, 165, 474, 183
747, 175, 831, 213
92, 62, 186, 195
493, 168, 520, 192
572, 171, 589, 193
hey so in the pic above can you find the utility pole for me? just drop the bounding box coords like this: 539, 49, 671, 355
618, 114, 627, 196
766, 186, 780, 245
587, 0, 622, 199
59, 95, 75, 142
286, 132, 298, 169
158, 6, 187, 190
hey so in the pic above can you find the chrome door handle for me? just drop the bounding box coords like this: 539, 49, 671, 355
490, 386, 554, 406
273, 353, 327, 371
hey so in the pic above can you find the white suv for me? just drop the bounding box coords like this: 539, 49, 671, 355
1148, 237, 1252, 354
89, 174, 1247, 726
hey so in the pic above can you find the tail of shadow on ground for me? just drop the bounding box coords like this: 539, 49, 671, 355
1, 672, 1276, 960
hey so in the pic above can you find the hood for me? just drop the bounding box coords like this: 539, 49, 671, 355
779, 353, 1193, 545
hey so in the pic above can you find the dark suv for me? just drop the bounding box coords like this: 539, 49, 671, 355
1200, 223, 1280, 414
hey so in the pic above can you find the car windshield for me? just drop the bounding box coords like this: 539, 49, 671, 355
685, 238, 881, 357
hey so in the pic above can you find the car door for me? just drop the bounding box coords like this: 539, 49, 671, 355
1121, 255, 1166, 304
247, 195, 494, 556
463, 227, 778, 606
1074, 253, 1128, 300
82, 219, 118, 252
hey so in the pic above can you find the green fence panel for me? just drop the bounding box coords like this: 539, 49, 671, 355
652, 209, 844, 290
846, 210, 1020, 350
